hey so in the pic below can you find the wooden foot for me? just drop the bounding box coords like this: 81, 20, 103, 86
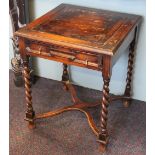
28, 122, 36, 129
98, 144, 106, 153
97, 136, 109, 153
63, 84, 69, 91
123, 99, 131, 108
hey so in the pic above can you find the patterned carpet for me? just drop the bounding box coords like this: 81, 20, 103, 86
9, 71, 146, 155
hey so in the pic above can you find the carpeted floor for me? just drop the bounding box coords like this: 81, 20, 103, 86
9, 71, 146, 155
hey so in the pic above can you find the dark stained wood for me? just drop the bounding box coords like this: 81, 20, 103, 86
15, 4, 142, 153
97, 55, 111, 148
35, 81, 132, 138
23, 56, 36, 129
62, 64, 69, 90
35, 83, 100, 136
25, 40, 101, 71
123, 27, 137, 107
18, 38, 35, 129
15, 4, 141, 56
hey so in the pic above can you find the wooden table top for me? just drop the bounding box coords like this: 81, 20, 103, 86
15, 4, 141, 56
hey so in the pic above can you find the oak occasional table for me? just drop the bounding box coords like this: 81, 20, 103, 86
15, 4, 142, 152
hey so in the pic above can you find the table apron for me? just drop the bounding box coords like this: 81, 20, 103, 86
25, 42, 104, 71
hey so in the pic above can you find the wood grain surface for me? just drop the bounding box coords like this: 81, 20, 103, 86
15, 4, 141, 55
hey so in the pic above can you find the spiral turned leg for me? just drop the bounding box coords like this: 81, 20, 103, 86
23, 58, 35, 129
62, 64, 69, 91
123, 40, 135, 107
98, 78, 110, 152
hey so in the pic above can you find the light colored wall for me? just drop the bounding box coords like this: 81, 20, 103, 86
9, 0, 146, 101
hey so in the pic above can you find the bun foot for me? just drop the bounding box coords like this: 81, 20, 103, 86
62, 83, 69, 91
97, 136, 109, 153
28, 122, 36, 129
98, 144, 106, 153
123, 100, 131, 108
63, 85, 69, 91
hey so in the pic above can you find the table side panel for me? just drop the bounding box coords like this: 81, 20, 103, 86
111, 25, 136, 66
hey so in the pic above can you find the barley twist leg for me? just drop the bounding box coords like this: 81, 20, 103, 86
123, 40, 135, 107
98, 78, 110, 151
23, 58, 35, 129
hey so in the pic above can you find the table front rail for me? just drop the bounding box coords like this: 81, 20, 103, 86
25, 40, 104, 71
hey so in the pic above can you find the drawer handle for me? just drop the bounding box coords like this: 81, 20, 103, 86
74, 59, 98, 67
49, 51, 97, 67
26, 47, 41, 55
50, 50, 76, 61
26, 47, 76, 60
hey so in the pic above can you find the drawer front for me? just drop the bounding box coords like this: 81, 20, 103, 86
25, 41, 103, 70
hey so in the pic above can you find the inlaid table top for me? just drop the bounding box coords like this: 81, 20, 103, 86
15, 3, 141, 56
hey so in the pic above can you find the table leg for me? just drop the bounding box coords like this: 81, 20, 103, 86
98, 77, 110, 151
62, 64, 69, 91
23, 56, 35, 129
97, 56, 112, 152
123, 39, 136, 107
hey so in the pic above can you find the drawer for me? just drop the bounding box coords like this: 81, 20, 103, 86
26, 42, 102, 69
